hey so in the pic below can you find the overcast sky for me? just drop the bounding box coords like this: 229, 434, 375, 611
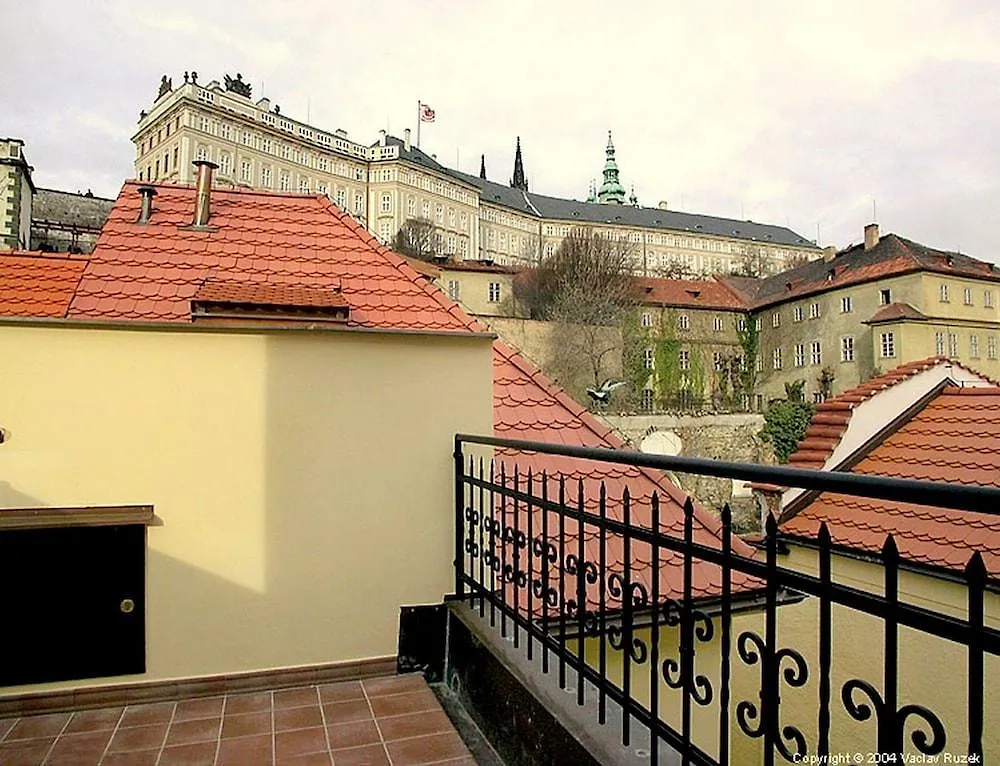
4, 1, 999, 257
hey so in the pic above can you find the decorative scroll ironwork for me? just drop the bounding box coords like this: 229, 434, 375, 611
842, 679, 946, 756
452, 434, 1000, 765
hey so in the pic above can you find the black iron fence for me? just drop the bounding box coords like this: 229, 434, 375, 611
452, 434, 999, 765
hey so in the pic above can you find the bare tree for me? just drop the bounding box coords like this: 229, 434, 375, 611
734, 243, 769, 278
392, 218, 441, 262
514, 227, 636, 406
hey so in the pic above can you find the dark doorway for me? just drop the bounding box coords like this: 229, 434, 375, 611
0, 524, 146, 687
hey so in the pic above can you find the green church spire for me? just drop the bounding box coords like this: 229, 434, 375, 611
597, 131, 626, 204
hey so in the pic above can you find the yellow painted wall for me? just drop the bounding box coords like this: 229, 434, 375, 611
436, 269, 517, 318
0, 322, 493, 692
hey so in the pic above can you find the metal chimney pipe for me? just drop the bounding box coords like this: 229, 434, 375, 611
136, 185, 157, 224
192, 160, 219, 227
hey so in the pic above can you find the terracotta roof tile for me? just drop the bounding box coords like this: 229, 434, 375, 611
492, 341, 760, 610
0, 251, 88, 318
783, 386, 1000, 576
632, 276, 748, 311
865, 302, 928, 324
787, 357, 996, 470
723, 233, 1000, 309
69, 182, 478, 333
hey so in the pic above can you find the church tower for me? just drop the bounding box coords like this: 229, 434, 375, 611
596, 131, 627, 204
510, 137, 528, 192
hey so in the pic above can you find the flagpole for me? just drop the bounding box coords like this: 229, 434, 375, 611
416, 101, 421, 149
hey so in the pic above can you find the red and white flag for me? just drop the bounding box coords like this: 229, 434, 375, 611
419, 104, 436, 122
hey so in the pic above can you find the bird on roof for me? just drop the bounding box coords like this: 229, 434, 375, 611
586, 380, 626, 405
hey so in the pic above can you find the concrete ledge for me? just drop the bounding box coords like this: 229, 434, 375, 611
447, 601, 688, 766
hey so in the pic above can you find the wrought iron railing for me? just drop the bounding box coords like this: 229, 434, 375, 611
452, 434, 999, 765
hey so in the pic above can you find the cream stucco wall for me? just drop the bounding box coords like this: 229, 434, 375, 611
0, 322, 493, 693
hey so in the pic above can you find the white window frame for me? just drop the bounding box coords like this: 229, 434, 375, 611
841, 336, 855, 362
488, 282, 502, 303
678, 314, 690, 331
940, 283, 950, 302
810, 340, 822, 366
809, 302, 821, 319
644, 348, 654, 370
679, 350, 690, 371
970, 334, 980, 358
447, 280, 460, 301
641, 312, 653, 328
794, 343, 805, 367
964, 287, 974, 306
880, 332, 895, 359
841, 296, 853, 313
772, 348, 782, 370
793, 306, 804, 322
771, 312, 780, 328
935, 332, 945, 356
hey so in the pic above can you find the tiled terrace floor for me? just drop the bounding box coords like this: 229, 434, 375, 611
0, 674, 476, 766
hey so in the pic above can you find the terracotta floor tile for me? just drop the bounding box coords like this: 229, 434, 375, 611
274, 726, 327, 760
64, 707, 124, 733
157, 740, 218, 766
173, 697, 225, 722
320, 700, 371, 726
361, 675, 427, 698
119, 702, 175, 729
274, 705, 323, 733
376, 710, 452, 742
100, 749, 160, 766
216, 733, 273, 766
221, 711, 272, 739
45, 729, 113, 761
327, 743, 389, 766
224, 692, 272, 716
5, 712, 71, 740
106, 723, 168, 753
317, 682, 363, 704
368, 691, 439, 719
165, 716, 222, 746
0, 738, 53, 766
278, 753, 332, 765
384, 732, 469, 765
272, 687, 319, 710
0, 717, 17, 739
325, 719, 379, 750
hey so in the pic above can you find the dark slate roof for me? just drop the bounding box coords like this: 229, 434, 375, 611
451, 170, 538, 216
382, 135, 817, 249
724, 233, 1000, 310
32, 188, 114, 231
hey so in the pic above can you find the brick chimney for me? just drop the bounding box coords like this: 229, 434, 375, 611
864, 223, 880, 251
192, 160, 218, 227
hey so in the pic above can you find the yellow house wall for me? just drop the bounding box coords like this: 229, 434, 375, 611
756, 273, 925, 402
0, 322, 493, 692
436, 269, 516, 318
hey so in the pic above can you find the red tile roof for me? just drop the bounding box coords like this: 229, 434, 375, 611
69, 182, 476, 333
865, 302, 928, 324
0, 252, 87, 318
492, 340, 759, 610
193, 279, 350, 310
786, 357, 994, 471
632, 276, 747, 311
724, 233, 1000, 310
782, 386, 1000, 575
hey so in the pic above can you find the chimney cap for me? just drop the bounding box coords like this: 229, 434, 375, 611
137, 184, 158, 197
193, 159, 219, 170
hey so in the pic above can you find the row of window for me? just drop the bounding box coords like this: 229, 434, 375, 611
935, 331, 997, 359
939, 283, 995, 308
641, 312, 746, 332
401, 196, 469, 231
444, 280, 502, 303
